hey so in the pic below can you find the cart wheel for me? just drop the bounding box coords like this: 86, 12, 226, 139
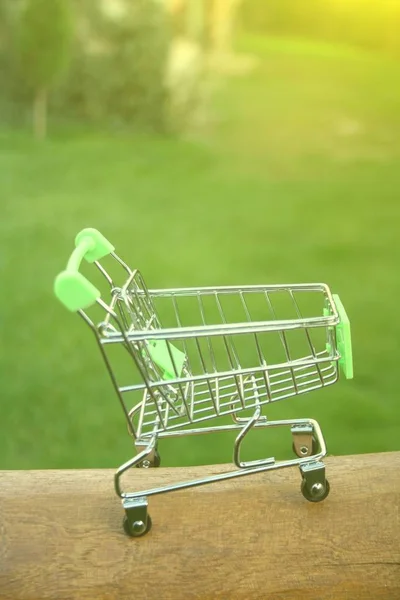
301, 477, 330, 503
123, 514, 152, 538
292, 436, 319, 458
136, 450, 161, 468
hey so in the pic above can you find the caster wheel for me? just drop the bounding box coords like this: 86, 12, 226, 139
301, 478, 330, 503
292, 436, 319, 458
123, 514, 152, 537
136, 451, 161, 468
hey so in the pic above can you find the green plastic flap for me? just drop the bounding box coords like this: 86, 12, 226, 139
333, 294, 353, 379
147, 340, 186, 380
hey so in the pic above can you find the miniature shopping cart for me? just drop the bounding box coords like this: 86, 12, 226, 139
54, 228, 353, 537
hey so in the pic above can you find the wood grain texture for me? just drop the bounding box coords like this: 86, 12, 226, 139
0, 452, 399, 600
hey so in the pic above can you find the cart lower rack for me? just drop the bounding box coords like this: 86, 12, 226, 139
54, 228, 353, 537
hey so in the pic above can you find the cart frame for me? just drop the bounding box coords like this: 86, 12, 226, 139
55, 228, 353, 537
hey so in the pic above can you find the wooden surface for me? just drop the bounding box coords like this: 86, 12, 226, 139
1, 452, 399, 600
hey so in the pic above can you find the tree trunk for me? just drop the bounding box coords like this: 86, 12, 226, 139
33, 87, 47, 140
209, 0, 242, 55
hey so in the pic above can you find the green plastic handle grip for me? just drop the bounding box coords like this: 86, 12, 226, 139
54, 228, 115, 312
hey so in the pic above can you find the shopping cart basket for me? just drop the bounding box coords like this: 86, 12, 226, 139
54, 228, 353, 537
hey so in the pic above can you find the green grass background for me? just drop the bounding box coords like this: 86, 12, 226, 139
1, 35, 399, 470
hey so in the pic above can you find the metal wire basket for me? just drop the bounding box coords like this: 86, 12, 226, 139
55, 228, 353, 537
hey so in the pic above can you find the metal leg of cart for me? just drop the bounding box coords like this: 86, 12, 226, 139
118, 440, 157, 537
116, 417, 330, 538
135, 441, 161, 469
122, 440, 161, 535
291, 423, 318, 458
290, 423, 330, 501
299, 461, 330, 502
122, 496, 152, 537
233, 411, 330, 503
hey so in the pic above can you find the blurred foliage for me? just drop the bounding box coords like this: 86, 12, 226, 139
54, 0, 171, 132
1, 4, 400, 469
16, 0, 73, 139
17, 0, 72, 91
239, 0, 400, 58
0, 0, 171, 132
1, 35, 400, 468
0, 1, 24, 119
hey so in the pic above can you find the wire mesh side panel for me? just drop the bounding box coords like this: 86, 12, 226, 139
91, 264, 194, 438
82, 252, 339, 439
122, 285, 339, 437
76, 252, 188, 439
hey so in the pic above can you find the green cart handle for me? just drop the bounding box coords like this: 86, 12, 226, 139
54, 228, 115, 312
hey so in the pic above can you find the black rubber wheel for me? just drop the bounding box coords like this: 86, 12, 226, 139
123, 514, 152, 537
136, 450, 161, 468
292, 436, 319, 458
301, 478, 330, 503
